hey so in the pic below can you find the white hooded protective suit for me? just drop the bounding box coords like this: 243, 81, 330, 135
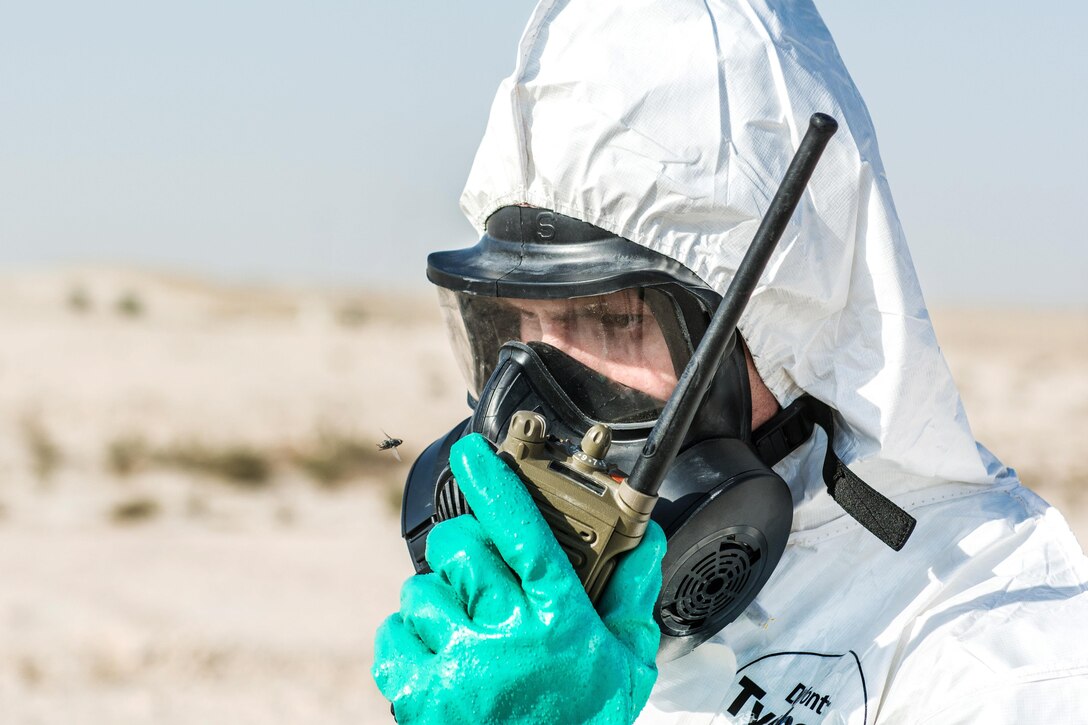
458, 0, 1088, 722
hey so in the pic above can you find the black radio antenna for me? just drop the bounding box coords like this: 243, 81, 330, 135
626, 112, 839, 496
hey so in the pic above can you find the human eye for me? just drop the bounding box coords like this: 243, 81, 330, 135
599, 312, 643, 330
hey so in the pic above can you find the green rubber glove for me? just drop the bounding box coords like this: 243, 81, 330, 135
373, 433, 666, 725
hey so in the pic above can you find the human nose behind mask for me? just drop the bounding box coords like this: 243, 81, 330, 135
401, 114, 917, 660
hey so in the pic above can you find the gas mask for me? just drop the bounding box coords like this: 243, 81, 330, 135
402, 116, 915, 661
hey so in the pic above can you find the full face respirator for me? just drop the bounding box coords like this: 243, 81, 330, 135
400, 115, 916, 661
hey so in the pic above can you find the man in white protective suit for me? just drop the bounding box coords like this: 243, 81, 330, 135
373, 1, 1088, 722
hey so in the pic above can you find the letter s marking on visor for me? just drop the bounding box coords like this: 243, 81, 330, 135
535, 211, 556, 241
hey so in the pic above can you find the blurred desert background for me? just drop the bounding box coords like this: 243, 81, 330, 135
0, 267, 1083, 724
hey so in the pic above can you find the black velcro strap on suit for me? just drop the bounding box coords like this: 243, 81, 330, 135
753, 395, 916, 551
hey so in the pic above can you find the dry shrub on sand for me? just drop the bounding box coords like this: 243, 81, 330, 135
155, 442, 273, 488
114, 290, 145, 318
101, 427, 406, 500
110, 496, 161, 524
106, 435, 152, 477
20, 415, 63, 481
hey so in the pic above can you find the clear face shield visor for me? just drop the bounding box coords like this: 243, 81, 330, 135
437, 286, 707, 424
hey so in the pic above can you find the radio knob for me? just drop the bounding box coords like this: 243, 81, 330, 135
573, 424, 612, 471
509, 411, 547, 443
505, 411, 548, 460
581, 424, 611, 459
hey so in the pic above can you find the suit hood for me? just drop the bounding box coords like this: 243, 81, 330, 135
459, 0, 1008, 532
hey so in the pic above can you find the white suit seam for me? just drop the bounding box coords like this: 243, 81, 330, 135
912, 665, 1088, 725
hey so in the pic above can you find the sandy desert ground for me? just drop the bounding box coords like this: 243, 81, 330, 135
0, 267, 1084, 724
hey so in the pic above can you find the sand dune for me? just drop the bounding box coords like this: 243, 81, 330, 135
0, 268, 1084, 723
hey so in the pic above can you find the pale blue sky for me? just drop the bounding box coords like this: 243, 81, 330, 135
1, 1, 1085, 306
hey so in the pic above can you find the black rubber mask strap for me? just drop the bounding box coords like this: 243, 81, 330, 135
753, 395, 916, 551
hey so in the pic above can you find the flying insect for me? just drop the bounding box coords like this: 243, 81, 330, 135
378, 431, 403, 462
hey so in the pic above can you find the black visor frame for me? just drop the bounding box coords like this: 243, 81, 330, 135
427, 206, 720, 311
